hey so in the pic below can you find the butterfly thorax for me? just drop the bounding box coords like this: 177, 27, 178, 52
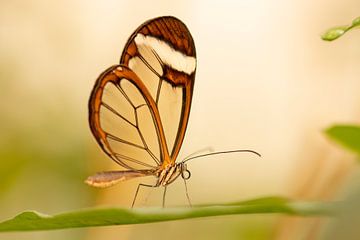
156, 162, 188, 186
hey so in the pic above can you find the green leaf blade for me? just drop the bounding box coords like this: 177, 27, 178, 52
0, 197, 334, 232
325, 125, 360, 156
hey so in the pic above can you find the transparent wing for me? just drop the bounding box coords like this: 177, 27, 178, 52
120, 16, 197, 162
89, 65, 164, 170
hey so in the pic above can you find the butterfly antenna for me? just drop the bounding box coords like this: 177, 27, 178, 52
182, 147, 214, 160
182, 149, 261, 163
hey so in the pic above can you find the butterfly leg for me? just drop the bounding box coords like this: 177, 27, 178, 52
132, 183, 156, 208
162, 186, 167, 208
183, 179, 192, 207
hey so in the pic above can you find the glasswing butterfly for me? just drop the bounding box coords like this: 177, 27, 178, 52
86, 16, 260, 207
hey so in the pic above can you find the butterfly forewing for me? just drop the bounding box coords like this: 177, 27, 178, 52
120, 16, 196, 162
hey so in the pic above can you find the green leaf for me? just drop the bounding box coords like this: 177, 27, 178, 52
321, 26, 348, 41
352, 16, 360, 26
0, 197, 334, 232
325, 125, 360, 155
321, 16, 360, 41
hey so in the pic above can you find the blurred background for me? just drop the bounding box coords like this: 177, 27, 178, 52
1, 0, 360, 239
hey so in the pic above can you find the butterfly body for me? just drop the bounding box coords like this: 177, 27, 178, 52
156, 162, 189, 186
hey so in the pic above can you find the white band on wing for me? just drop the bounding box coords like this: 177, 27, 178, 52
135, 33, 196, 75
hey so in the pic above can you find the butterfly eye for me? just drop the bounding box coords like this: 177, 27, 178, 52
181, 169, 191, 180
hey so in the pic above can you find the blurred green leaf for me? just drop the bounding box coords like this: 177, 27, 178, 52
352, 16, 360, 26
321, 16, 360, 41
0, 196, 334, 232
321, 182, 360, 240
325, 125, 360, 156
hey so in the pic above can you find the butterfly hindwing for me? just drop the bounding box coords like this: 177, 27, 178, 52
89, 65, 164, 170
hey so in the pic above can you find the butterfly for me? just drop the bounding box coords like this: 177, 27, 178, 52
85, 16, 260, 207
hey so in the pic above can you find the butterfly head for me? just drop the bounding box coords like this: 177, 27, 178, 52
179, 162, 191, 180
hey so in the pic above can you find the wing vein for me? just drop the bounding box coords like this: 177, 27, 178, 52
146, 148, 160, 165
114, 153, 156, 168
138, 53, 162, 78
155, 79, 163, 105
151, 49, 165, 68
101, 102, 136, 128
134, 107, 161, 165
115, 84, 135, 109
106, 133, 145, 149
